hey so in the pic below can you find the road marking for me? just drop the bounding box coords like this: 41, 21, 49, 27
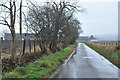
83, 57, 93, 59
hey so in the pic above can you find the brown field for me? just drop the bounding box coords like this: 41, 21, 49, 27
84, 41, 120, 68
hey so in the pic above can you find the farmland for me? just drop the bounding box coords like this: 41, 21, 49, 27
1, 40, 40, 59
84, 41, 120, 68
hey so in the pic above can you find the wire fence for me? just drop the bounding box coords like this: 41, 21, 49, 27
93, 41, 119, 47
1, 39, 40, 59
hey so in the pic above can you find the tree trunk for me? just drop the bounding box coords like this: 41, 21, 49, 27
39, 44, 47, 56
50, 43, 57, 53
11, 29, 16, 59
51, 25, 59, 53
19, 0, 22, 56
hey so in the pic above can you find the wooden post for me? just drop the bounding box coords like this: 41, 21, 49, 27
23, 39, 25, 55
29, 40, 31, 54
116, 42, 118, 47
34, 40, 36, 53
109, 43, 110, 46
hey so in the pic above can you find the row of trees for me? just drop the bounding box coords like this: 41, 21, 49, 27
0, 0, 82, 60
25, 1, 82, 54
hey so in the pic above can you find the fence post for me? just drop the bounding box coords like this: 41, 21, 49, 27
109, 43, 110, 46
106, 43, 107, 46
23, 39, 25, 55
116, 42, 118, 46
29, 40, 31, 54
34, 41, 36, 53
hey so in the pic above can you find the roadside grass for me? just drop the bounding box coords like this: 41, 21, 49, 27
84, 42, 120, 68
2, 44, 77, 79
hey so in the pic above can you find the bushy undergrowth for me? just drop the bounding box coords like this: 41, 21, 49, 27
2, 44, 77, 79
2, 52, 42, 74
84, 42, 120, 68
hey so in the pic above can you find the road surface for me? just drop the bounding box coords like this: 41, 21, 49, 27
50, 43, 118, 79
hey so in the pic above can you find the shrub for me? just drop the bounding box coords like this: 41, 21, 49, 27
2, 72, 20, 78
14, 67, 26, 75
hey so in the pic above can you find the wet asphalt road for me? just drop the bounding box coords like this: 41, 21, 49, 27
51, 43, 118, 78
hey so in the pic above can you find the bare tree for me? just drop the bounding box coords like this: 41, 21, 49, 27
0, 0, 17, 59
49, 1, 83, 52
25, 1, 82, 54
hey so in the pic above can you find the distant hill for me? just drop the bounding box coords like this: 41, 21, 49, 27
95, 34, 118, 41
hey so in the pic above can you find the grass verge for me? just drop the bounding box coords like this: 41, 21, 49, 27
84, 42, 120, 68
2, 44, 77, 79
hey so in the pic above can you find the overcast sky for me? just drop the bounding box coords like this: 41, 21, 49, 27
76, 1, 118, 37
0, 0, 119, 38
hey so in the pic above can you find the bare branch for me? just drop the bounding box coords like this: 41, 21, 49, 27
0, 4, 10, 10
0, 22, 7, 25
0, 16, 10, 27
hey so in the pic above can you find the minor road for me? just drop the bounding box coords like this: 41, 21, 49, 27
51, 43, 118, 78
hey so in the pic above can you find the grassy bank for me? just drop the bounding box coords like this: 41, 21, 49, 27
84, 42, 120, 68
2, 44, 77, 79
